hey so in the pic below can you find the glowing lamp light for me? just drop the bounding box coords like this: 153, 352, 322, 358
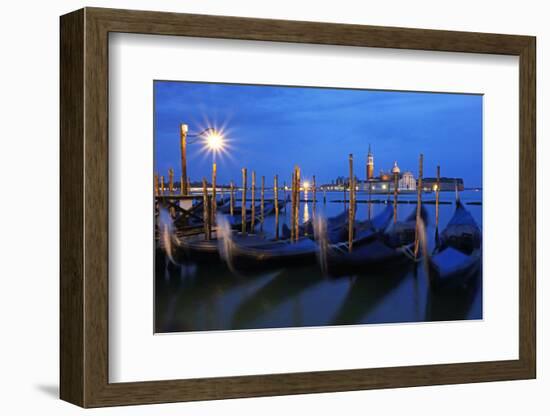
205, 131, 224, 151
433, 184, 439, 191
303, 181, 311, 191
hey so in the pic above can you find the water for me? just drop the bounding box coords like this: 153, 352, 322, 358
155, 190, 482, 333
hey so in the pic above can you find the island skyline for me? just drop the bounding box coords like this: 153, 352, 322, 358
154, 81, 483, 188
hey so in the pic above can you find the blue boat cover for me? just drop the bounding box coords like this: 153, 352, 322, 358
431, 247, 471, 277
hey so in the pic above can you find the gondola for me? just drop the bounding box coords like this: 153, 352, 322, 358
352, 204, 394, 245
176, 232, 270, 263
223, 206, 388, 272
225, 212, 262, 231
281, 204, 393, 244
425, 272, 481, 321
220, 202, 276, 231
281, 209, 349, 242
323, 205, 427, 277
428, 200, 481, 292
223, 236, 318, 271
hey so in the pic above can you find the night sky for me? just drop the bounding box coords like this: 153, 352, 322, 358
154, 81, 482, 187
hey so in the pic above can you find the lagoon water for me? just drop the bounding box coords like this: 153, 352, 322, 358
155, 190, 482, 333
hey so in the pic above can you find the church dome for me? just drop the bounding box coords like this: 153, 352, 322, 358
391, 161, 401, 174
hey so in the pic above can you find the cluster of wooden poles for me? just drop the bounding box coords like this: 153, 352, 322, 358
154, 168, 192, 198
155, 152, 442, 252
237, 166, 309, 242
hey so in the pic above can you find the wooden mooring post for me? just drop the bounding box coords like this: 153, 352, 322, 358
260, 175, 265, 231
211, 163, 217, 224
230, 181, 235, 217
202, 178, 210, 240
348, 154, 355, 252
294, 166, 301, 242
274, 175, 279, 240
414, 154, 424, 259
154, 173, 159, 196
180, 124, 189, 195
168, 168, 174, 195
241, 168, 247, 234
251, 171, 256, 232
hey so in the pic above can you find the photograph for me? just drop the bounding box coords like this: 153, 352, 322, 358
153, 80, 483, 333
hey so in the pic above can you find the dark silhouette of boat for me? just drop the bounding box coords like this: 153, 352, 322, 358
281, 210, 348, 242
177, 210, 351, 267
425, 269, 481, 321
225, 205, 394, 272
428, 200, 481, 291
323, 205, 427, 277
177, 233, 271, 263
282, 204, 393, 244
224, 237, 318, 271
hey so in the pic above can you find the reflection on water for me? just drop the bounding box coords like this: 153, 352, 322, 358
155, 190, 482, 333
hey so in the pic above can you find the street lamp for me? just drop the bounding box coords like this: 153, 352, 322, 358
179, 124, 225, 195
205, 131, 224, 153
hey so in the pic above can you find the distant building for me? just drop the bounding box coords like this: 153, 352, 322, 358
379, 170, 391, 182
322, 149, 464, 193
422, 177, 464, 191
335, 176, 346, 186
391, 161, 401, 175
399, 171, 416, 191
366, 144, 374, 180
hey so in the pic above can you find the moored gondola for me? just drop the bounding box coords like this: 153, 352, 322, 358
224, 237, 318, 271
281, 210, 349, 242
428, 200, 481, 291
323, 205, 427, 277
177, 232, 270, 263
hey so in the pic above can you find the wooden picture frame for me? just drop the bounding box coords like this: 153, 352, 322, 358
60, 7, 536, 408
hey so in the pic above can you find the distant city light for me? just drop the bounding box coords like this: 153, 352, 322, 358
303, 181, 311, 190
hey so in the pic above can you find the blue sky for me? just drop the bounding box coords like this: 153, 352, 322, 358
154, 81, 482, 187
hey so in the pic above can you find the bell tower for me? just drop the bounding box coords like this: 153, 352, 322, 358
367, 144, 374, 180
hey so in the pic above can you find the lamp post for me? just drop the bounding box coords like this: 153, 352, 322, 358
179, 123, 224, 195
180, 124, 189, 195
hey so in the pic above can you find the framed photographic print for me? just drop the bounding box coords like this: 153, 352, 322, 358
60, 7, 536, 408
